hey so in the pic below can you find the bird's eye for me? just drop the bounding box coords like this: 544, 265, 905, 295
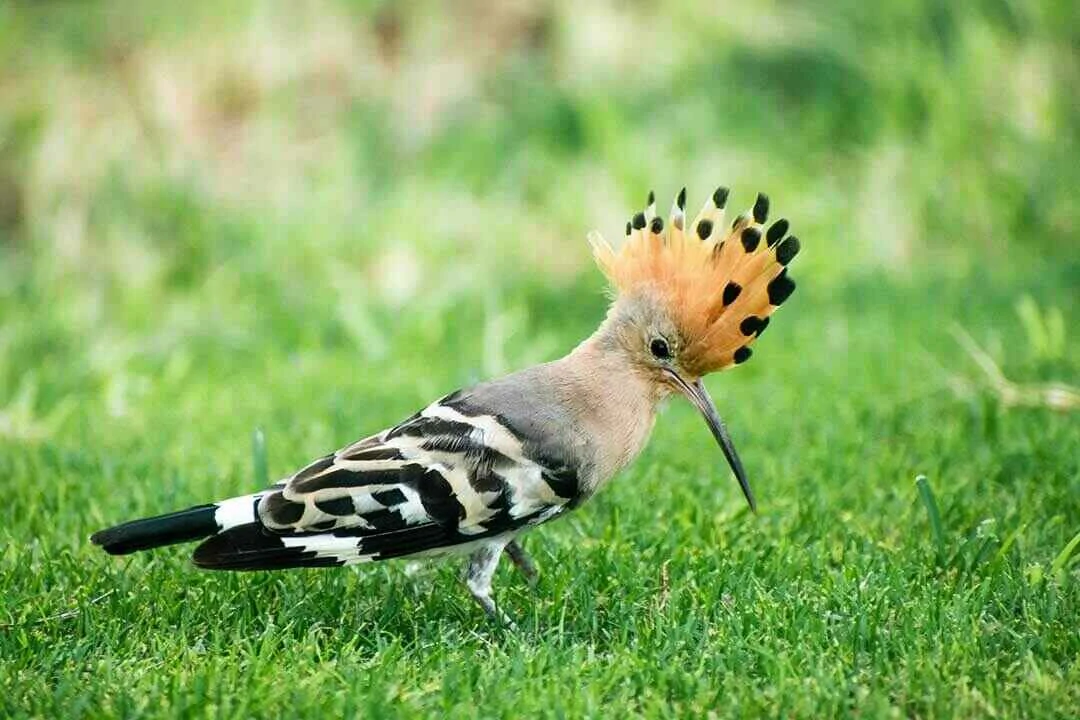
650, 338, 671, 360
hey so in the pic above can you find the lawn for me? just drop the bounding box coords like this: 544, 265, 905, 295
1, 2, 1078, 718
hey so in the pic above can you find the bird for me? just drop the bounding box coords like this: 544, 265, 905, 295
91, 186, 800, 621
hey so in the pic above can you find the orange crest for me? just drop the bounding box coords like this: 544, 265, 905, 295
589, 188, 799, 376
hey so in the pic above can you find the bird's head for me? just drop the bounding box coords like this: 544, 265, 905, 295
589, 187, 801, 512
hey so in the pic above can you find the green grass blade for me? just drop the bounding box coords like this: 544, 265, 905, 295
1050, 530, 1080, 581
916, 475, 946, 562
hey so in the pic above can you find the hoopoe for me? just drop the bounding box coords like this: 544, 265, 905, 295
92, 187, 800, 620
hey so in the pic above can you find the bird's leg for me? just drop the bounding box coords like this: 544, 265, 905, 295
464, 541, 512, 624
504, 539, 538, 586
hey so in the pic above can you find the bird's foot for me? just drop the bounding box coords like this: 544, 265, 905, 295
465, 542, 516, 628
504, 539, 539, 587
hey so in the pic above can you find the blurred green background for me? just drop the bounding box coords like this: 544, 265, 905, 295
1, 1, 1078, 717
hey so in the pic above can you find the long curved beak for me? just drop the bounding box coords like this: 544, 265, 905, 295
664, 371, 756, 513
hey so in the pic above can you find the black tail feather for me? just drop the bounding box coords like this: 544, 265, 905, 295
91, 504, 219, 555
193, 524, 347, 571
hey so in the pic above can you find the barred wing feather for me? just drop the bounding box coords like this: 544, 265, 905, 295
192, 393, 576, 570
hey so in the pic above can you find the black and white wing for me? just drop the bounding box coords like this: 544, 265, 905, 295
192, 391, 582, 570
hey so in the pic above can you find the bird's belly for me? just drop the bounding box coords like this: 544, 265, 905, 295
407, 531, 518, 560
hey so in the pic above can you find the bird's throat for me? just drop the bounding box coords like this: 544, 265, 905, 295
558, 332, 663, 490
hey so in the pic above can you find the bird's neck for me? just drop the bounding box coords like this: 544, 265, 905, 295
555, 323, 666, 490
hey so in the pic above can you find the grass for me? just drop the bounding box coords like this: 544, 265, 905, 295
2, 268, 1077, 718
2, 1, 1079, 717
